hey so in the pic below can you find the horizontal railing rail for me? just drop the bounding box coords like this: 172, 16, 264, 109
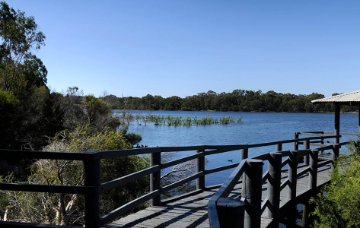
298, 131, 359, 136
0, 133, 350, 228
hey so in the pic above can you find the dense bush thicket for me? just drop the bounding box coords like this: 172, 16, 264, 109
102, 90, 356, 113
0, 126, 148, 225
311, 138, 360, 227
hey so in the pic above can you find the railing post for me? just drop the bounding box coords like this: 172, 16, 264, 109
294, 132, 299, 151
331, 144, 339, 171
287, 151, 298, 226
332, 144, 340, 162
304, 140, 310, 166
197, 148, 205, 190
309, 150, 319, 190
267, 153, 282, 225
358, 104, 360, 132
319, 133, 325, 155
302, 201, 310, 227
335, 104, 341, 144
84, 154, 101, 228
150, 150, 161, 206
243, 159, 263, 228
288, 152, 298, 202
241, 147, 248, 160
241, 147, 249, 197
277, 143, 282, 152
217, 197, 245, 228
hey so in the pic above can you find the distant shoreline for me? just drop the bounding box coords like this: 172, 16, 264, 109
113, 109, 358, 115
102, 89, 359, 113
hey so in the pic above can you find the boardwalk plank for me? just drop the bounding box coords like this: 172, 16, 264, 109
105, 164, 332, 228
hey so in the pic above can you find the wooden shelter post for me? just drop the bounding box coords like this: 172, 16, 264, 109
358, 104, 360, 132
335, 104, 340, 144
312, 91, 360, 139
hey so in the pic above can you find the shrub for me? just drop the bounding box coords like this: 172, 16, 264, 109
0, 126, 149, 225
311, 137, 360, 227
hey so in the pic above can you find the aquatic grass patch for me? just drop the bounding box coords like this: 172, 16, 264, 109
122, 114, 243, 127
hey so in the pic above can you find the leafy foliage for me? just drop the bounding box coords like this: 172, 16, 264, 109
0, 90, 19, 148
0, 1, 51, 149
0, 3, 147, 226
54, 87, 120, 132
311, 138, 360, 227
102, 90, 351, 113
0, 126, 148, 225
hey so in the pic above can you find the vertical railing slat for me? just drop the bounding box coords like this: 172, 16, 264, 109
243, 159, 263, 228
197, 148, 205, 190
241, 147, 248, 160
267, 153, 282, 225
294, 132, 299, 151
332, 144, 340, 163
309, 149, 318, 190
150, 150, 161, 206
217, 197, 245, 228
304, 140, 310, 166
84, 155, 101, 228
287, 151, 298, 225
288, 152, 297, 201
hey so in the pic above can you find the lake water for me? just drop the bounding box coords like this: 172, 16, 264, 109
114, 110, 359, 185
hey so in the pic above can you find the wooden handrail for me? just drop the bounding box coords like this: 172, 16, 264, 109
208, 160, 247, 228
100, 165, 161, 191
208, 139, 351, 227
0, 133, 351, 227
0, 135, 338, 159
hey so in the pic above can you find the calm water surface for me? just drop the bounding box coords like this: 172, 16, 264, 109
114, 110, 359, 185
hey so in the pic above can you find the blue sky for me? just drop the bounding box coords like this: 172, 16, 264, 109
5, 0, 360, 97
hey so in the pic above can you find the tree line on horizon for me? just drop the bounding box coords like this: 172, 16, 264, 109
101, 90, 356, 113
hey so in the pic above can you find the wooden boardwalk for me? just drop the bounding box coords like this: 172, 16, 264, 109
105, 163, 332, 228
0, 133, 345, 228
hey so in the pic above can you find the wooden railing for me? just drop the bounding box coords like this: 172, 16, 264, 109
0, 133, 350, 228
208, 133, 349, 228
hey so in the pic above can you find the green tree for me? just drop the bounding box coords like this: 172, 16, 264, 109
0, 90, 19, 149
53, 87, 120, 132
102, 89, 352, 113
164, 96, 182, 110
0, 1, 52, 149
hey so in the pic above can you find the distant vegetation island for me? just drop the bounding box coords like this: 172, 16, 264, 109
101, 90, 356, 113
115, 113, 243, 127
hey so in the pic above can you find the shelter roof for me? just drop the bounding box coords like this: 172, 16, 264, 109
312, 90, 360, 104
